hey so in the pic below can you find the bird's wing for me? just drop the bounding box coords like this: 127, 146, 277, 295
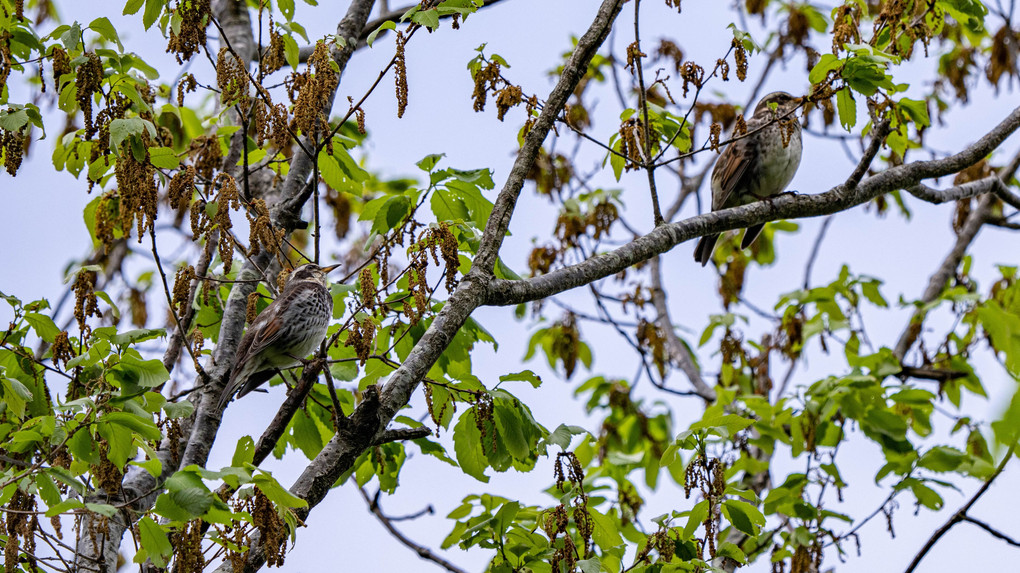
240, 303, 287, 361
711, 136, 755, 211
231, 294, 292, 374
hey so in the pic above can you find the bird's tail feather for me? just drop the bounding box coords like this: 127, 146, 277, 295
741, 224, 765, 250
694, 234, 719, 267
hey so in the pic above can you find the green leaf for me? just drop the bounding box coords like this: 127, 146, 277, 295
899, 98, 930, 128
498, 370, 541, 388
907, 479, 944, 510
809, 53, 843, 84
102, 411, 162, 441
836, 88, 856, 131
919, 446, 967, 472
85, 503, 119, 517
231, 435, 255, 467
24, 312, 61, 343
162, 399, 194, 419
544, 424, 586, 450
372, 196, 411, 235
45, 498, 85, 517
588, 506, 624, 549
123, 0, 145, 15
2, 378, 32, 419
411, 8, 440, 30
254, 472, 308, 508
156, 470, 215, 521
722, 499, 764, 536
493, 500, 519, 538
36, 472, 62, 507
110, 352, 170, 389
417, 153, 445, 172
278, 0, 295, 20
689, 413, 754, 434
109, 117, 157, 152
147, 147, 179, 169
0, 109, 30, 132
142, 0, 164, 30
109, 328, 166, 345
137, 517, 173, 568
89, 17, 123, 50
283, 33, 299, 71
453, 409, 489, 482
367, 21, 397, 48
684, 499, 709, 538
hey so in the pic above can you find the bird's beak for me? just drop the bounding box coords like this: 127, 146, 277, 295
321, 264, 341, 274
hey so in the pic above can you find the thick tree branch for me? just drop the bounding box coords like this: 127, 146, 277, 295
486, 106, 1020, 306
162, 238, 215, 373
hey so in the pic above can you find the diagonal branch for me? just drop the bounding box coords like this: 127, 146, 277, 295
894, 149, 1020, 361
648, 255, 714, 401
903, 444, 1016, 573
486, 106, 1020, 306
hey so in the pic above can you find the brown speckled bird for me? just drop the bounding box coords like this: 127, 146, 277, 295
218, 263, 338, 409
694, 91, 803, 266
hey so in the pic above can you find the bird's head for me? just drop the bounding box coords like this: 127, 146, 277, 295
753, 91, 803, 119
286, 263, 340, 288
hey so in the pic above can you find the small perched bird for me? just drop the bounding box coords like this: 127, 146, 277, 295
694, 91, 803, 266
218, 263, 339, 409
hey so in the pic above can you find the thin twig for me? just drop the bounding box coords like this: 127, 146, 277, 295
903, 444, 1016, 573
359, 488, 469, 573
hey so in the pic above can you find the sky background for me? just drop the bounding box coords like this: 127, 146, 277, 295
1, 0, 1019, 571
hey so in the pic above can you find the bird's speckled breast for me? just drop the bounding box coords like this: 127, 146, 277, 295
265, 282, 333, 368
748, 121, 802, 202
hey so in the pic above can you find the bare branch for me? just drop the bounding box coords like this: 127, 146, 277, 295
359, 488, 468, 573
903, 445, 1016, 573
960, 516, 1020, 547
648, 255, 714, 401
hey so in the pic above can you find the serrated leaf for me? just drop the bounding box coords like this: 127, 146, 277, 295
89, 17, 123, 50
453, 410, 489, 482
162, 400, 194, 419
24, 313, 60, 343
123, 0, 145, 15
689, 413, 754, 434
147, 147, 179, 169
142, 0, 163, 30
137, 517, 172, 567
253, 472, 307, 508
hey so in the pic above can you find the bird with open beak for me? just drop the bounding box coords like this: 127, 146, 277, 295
218, 262, 340, 409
